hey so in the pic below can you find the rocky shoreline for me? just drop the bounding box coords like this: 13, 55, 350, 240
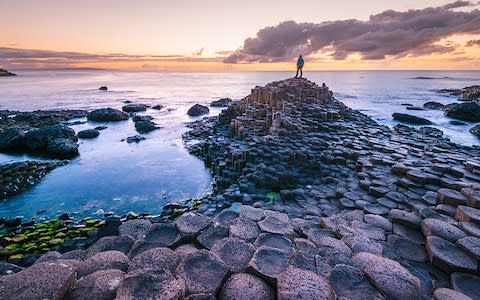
0, 78, 479, 299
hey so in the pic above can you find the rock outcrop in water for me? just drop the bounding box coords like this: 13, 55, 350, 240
0, 69, 15, 76
187, 104, 209, 116
2, 78, 480, 299
392, 112, 433, 125
87, 108, 129, 122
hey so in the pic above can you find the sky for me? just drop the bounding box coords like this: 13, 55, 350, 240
1, 0, 480, 70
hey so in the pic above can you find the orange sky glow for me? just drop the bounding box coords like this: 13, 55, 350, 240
1, 0, 480, 71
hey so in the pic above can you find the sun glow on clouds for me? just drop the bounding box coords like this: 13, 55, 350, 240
1, 1, 480, 70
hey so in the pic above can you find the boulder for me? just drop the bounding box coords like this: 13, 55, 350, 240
24, 124, 79, 158
460, 85, 480, 102
66, 269, 125, 300
210, 98, 232, 107
127, 223, 182, 258
126, 135, 145, 143
353, 252, 421, 299
218, 273, 274, 300
132, 115, 153, 122
98, 86, 108, 91
0, 68, 15, 76
187, 104, 209, 117
423, 101, 446, 110
175, 250, 229, 295
116, 268, 185, 300
445, 102, 480, 122
277, 267, 335, 300
392, 113, 433, 125
134, 120, 159, 133
47, 137, 79, 158
87, 108, 128, 122
122, 103, 147, 113
0, 127, 25, 151
0, 261, 76, 300
78, 129, 100, 139
451, 120, 468, 125
151, 104, 164, 110
469, 124, 480, 136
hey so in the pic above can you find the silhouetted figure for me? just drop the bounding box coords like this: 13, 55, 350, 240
295, 55, 304, 78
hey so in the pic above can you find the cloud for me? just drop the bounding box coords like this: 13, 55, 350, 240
225, 2, 480, 63
466, 39, 480, 46
193, 48, 204, 56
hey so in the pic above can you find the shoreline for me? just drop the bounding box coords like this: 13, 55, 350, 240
0, 78, 479, 299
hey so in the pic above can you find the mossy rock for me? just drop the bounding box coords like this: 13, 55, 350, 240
8, 254, 24, 260
12, 234, 28, 243
5, 243, 21, 250
48, 238, 64, 245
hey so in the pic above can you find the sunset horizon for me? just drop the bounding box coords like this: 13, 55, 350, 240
2, 0, 480, 71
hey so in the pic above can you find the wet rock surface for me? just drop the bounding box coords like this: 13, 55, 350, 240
3, 78, 480, 299
187, 104, 210, 116
87, 108, 129, 122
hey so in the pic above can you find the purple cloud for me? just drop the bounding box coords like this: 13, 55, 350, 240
225, 2, 480, 63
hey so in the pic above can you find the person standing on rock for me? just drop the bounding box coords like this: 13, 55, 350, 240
295, 55, 304, 78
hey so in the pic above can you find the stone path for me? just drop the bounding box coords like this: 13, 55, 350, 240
1, 78, 479, 299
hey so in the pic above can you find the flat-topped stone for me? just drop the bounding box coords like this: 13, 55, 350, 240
277, 267, 335, 300
175, 212, 211, 239
119, 219, 152, 239
437, 188, 468, 206
87, 235, 135, 258
456, 206, 480, 224
258, 214, 294, 236
176, 250, 229, 295
450, 273, 480, 300
353, 252, 421, 299
246, 246, 290, 285
210, 237, 255, 272
422, 218, 467, 242
364, 214, 392, 231
0, 261, 76, 300
67, 269, 125, 300
456, 236, 480, 259
329, 264, 382, 300
389, 209, 422, 228
387, 234, 428, 262
128, 247, 180, 273
229, 217, 261, 242
116, 268, 185, 300
433, 288, 473, 300
196, 223, 229, 249
78, 250, 129, 277
254, 232, 293, 254
425, 236, 478, 273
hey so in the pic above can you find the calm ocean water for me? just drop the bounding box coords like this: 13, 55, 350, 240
0, 70, 479, 220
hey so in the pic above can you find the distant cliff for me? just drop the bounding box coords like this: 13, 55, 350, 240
0, 68, 16, 76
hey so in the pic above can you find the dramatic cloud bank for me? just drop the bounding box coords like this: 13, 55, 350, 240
225, 1, 480, 63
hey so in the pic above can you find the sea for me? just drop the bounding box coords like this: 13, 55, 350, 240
0, 70, 479, 220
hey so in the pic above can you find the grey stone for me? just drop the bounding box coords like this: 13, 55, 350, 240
329, 264, 383, 300
425, 236, 477, 273
87, 108, 129, 122
450, 272, 480, 300
128, 247, 179, 273
387, 234, 428, 262
218, 273, 274, 300
78, 129, 100, 139
187, 104, 209, 116
115, 268, 185, 300
277, 267, 335, 300
254, 233, 293, 254
87, 235, 135, 258
457, 236, 480, 259
456, 205, 480, 224
176, 250, 229, 295
119, 219, 152, 239
421, 218, 467, 242
389, 209, 422, 228
246, 246, 290, 285
122, 103, 147, 112
258, 214, 294, 236
175, 212, 211, 239
364, 214, 392, 231
0, 261, 76, 300
229, 217, 260, 242
128, 223, 182, 257
78, 250, 129, 277
433, 288, 473, 300
212, 209, 239, 227
353, 252, 421, 300
437, 188, 468, 206
196, 223, 229, 249
210, 237, 255, 272
67, 269, 125, 300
